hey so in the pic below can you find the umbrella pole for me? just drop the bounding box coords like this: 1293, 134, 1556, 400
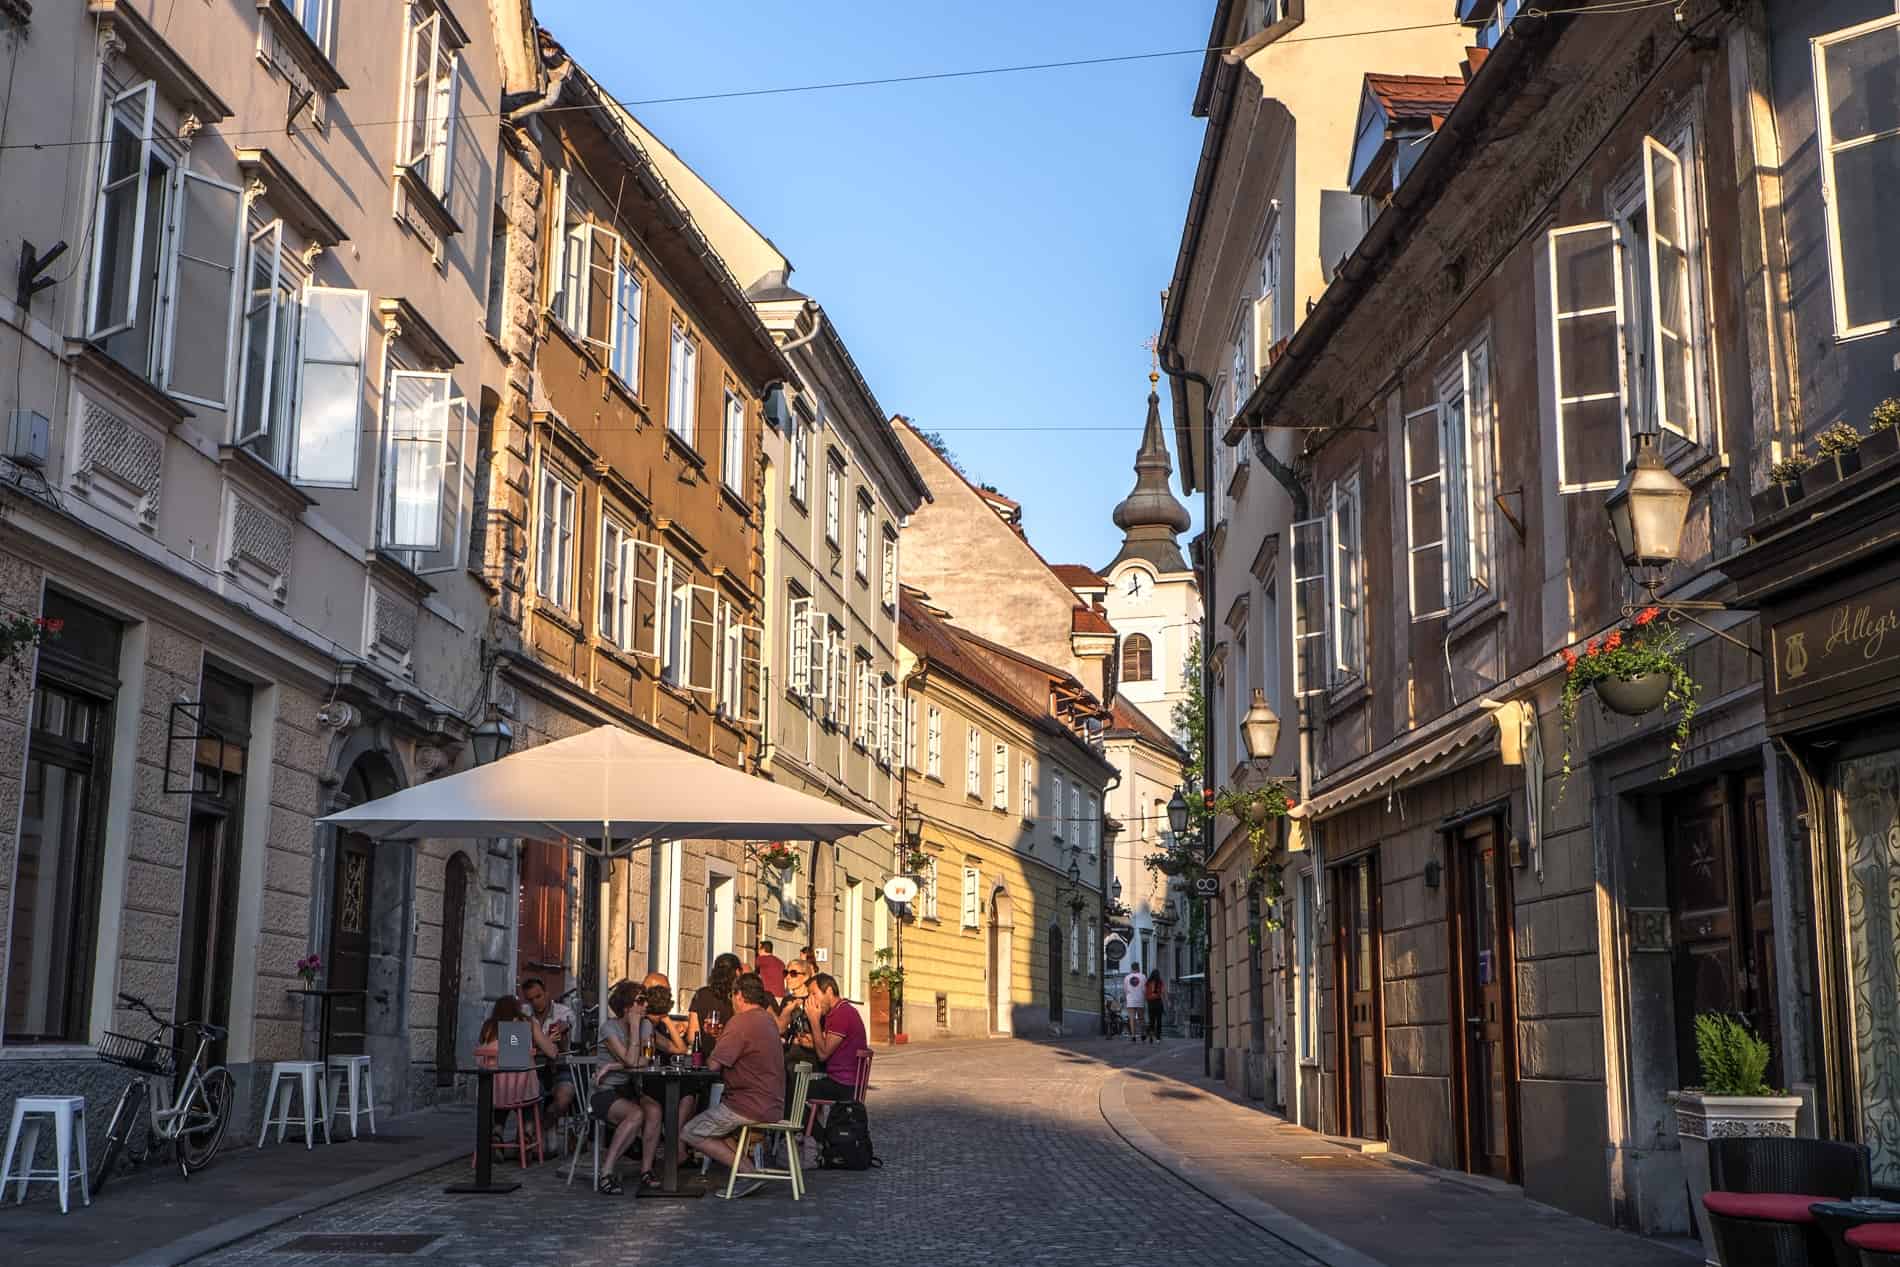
598, 820, 611, 1038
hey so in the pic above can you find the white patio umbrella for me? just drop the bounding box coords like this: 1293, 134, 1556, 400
319, 723, 881, 849
317, 724, 882, 1016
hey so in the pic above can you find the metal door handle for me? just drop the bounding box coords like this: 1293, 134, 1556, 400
374, 990, 391, 1005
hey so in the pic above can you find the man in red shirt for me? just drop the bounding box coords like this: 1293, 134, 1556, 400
682, 973, 784, 1199
754, 939, 787, 999
803, 972, 869, 1102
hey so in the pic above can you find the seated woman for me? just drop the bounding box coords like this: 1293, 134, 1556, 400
592, 980, 660, 1195
636, 974, 697, 1170
688, 953, 742, 1050
472, 995, 559, 1138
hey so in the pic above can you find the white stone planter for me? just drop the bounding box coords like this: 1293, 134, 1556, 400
1676, 1091, 1804, 1266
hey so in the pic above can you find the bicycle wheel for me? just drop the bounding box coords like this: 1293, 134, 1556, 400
177, 1066, 236, 1174
92, 1080, 148, 1194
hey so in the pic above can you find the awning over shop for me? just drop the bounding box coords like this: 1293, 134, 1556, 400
1289, 699, 1536, 824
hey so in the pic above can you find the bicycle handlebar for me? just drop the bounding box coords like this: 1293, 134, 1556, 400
118, 991, 224, 1039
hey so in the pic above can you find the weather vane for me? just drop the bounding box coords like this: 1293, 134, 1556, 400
1142, 334, 1160, 382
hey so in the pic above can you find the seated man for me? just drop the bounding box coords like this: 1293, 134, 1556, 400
519, 976, 577, 1127
802, 972, 868, 1103
637, 972, 696, 1169
682, 973, 784, 1200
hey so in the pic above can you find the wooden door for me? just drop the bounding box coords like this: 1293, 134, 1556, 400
176, 807, 242, 1067
1452, 820, 1520, 1181
516, 840, 570, 996
435, 854, 471, 1086
1664, 774, 1781, 1088
327, 833, 375, 1055
1048, 924, 1064, 1023
1334, 855, 1384, 1141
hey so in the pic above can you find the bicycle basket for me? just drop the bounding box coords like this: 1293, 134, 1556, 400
98, 1031, 176, 1076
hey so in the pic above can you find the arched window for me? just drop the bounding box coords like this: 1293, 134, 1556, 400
1122, 633, 1153, 682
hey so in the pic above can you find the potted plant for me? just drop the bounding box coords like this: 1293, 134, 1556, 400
1676, 1013, 1802, 1267
867, 948, 903, 1045
1752, 457, 1811, 519
1864, 398, 1900, 463
1559, 607, 1700, 787
0, 613, 61, 684
296, 953, 322, 988
1807, 420, 1864, 490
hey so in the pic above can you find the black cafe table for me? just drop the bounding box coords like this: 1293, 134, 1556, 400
1809, 1198, 1900, 1266
286, 987, 367, 1079
632, 1064, 723, 1197
445, 1061, 548, 1195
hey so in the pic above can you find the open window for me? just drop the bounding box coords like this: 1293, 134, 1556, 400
601, 518, 635, 650
715, 598, 761, 726
161, 163, 245, 408
88, 82, 158, 341
235, 221, 295, 457
788, 593, 813, 697
291, 286, 369, 487
624, 538, 664, 659
1640, 137, 1695, 442
1290, 515, 1329, 698
1253, 215, 1281, 374
667, 324, 698, 445
610, 251, 642, 389
1814, 15, 1900, 338
399, 5, 461, 202
379, 369, 458, 554
583, 224, 622, 360
1404, 405, 1448, 621
1547, 221, 1628, 492
534, 468, 578, 610
1328, 478, 1363, 681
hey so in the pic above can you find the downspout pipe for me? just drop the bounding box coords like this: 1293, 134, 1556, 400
502, 56, 573, 125
1158, 347, 1217, 1080
1099, 766, 1122, 1037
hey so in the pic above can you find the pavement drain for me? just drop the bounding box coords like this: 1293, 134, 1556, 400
273, 1235, 440, 1254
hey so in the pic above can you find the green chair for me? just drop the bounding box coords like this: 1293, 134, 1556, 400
724, 1062, 813, 1201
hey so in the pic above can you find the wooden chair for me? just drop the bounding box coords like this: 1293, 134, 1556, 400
724, 1063, 813, 1201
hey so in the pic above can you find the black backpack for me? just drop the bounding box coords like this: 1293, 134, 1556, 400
817, 1100, 879, 1170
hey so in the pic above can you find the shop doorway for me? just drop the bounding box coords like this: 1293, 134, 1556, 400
1333, 853, 1384, 1141
1449, 819, 1520, 1181
1663, 772, 1780, 1088
517, 840, 570, 997
1048, 924, 1064, 1025
435, 853, 473, 1086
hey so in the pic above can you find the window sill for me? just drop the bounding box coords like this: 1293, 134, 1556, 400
657, 679, 698, 708
719, 482, 752, 518
664, 428, 707, 473
393, 164, 462, 249
1445, 592, 1504, 642
0, 1042, 97, 1060
925, 773, 944, 785
603, 368, 647, 417
1322, 675, 1371, 720
72, 342, 192, 429
216, 443, 316, 517
256, 0, 347, 93
533, 601, 582, 637
789, 495, 809, 516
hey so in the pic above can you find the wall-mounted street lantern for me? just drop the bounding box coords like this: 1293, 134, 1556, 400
1240, 688, 1281, 762
1166, 789, 1189, 838
1111, 876, 1122, 901
470, 713, 514, 766
1605, 432, 1692, 570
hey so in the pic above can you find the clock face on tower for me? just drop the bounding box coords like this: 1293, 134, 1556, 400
1123, 572, 1148, 602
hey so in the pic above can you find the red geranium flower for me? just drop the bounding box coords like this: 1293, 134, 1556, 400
1634, 607, 1660, 627
1604, 631, 1623, 652
1586, 638, 1601, 657
1562, 649, 1579, 671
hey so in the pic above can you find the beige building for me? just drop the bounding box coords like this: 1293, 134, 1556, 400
1158, 0, 1469, 1111
600, 116, 933, 1002
897, 592, 1113, 1038
0, 0, 511, 1137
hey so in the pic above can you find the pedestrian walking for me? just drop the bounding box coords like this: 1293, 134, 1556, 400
1122, 965, 1147, 1042
1144, 970, 1167, 1042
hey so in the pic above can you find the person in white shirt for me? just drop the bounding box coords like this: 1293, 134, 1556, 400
520, 977, 578, 1123
1122, 966, 1147, 1042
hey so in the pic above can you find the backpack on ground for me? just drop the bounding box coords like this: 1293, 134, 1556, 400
817, 1100, 879, 1170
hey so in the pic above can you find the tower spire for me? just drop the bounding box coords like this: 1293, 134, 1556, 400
1106, 376, 1191, 574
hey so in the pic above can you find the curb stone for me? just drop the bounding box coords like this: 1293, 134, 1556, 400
1098, 1054, 1389, 1267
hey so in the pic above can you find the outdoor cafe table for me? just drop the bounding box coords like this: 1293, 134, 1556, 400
1809, 1198, 1900, 1266
632, 1064, 723, 1197
445, 1061, 549, 1196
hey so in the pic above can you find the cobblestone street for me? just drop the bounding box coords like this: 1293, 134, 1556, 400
172, 1038, 1698, 1267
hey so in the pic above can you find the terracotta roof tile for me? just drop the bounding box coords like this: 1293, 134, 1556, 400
1051, 564, 1109, 589
1364, 73, 1467, 122
1105, 697, 1184, 756
1071, 605, 1117, 636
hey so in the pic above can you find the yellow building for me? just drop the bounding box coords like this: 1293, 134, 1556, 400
894, 590, 1115, 1039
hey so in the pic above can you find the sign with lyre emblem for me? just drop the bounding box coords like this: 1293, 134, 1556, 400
1768, 576, 1900, 727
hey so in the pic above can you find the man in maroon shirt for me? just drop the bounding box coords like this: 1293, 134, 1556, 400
803, 972, 869, 1102
754, 939, 787, 999
682, 973, 784, 1199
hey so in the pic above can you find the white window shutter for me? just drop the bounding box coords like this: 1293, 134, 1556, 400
1330, 480, 1363, 679
789, 596, 812, 696
1459, 343, 1495, 596
626, 539, 664, 661
737, 621, 763, 726
1547, 222, 1629, 492
1642, 137, 1694, 443
293, 287, 369, 488
584, 224, 621, 355
547, 168, 569, 313
88, 81, 158, 339
685, 583, 717, 695
1290, 515, 1329, 697
234, 220, 285, 448
1404, 406, 1448, 620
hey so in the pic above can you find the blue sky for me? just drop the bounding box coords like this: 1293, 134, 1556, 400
535, 0, 1208, 570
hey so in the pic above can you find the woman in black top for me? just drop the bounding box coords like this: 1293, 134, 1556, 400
688, 953, 742, 1049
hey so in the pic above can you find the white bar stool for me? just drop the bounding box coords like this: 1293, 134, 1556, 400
326, 1055, 376, 1139
2, 1096, 90, 1213
257, 1061, 330, 1149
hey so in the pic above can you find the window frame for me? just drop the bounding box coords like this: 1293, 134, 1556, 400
1327, 476, 1365, 683
789, 407, 811, 507
1813, 14, 1900, 340
881, 527, 899, 610
600, 516, 635, 650
609, 251, 643, 389
966, 725, 982, 801
1121, 633, 1154, 682
721, 388, 747, 494
160, 161, 246, 410
921, 857, 940, 921
825, 457, 842, 545
534, 466, 578, 612
290, 286, 370, 489
961, 866, 980, 929
378, 366, 465, 560
666, 321, 698, 447
854, 495, 873, 581
925, 705, 943, 779
398, 4, 462, 202
992, 742, 1009, 812
87, 80, 159, 342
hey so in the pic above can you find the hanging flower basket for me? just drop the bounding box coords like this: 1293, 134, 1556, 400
1595, 672, 1672, 716
757, 841, 801, 877
1559, 607, 1700, 790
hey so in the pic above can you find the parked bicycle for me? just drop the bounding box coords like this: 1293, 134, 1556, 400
91, 992, 235, 1192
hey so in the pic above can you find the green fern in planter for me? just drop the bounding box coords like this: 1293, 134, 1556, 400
1694, 1012, 1772, 1097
